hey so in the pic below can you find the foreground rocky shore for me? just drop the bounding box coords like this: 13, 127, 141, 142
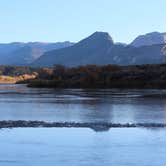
0, 121, 166, 130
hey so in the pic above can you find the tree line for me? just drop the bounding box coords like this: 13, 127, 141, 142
28, 64, 166, 89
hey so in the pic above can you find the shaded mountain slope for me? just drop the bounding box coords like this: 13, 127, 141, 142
33, 32, 166, 67
0, 42, 74, 65
131, 32, 166, 47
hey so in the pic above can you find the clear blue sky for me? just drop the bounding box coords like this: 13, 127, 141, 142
0, 0, 165, 43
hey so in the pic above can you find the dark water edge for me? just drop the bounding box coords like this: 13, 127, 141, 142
1, 121, 166, 131
27, 80, 166, 89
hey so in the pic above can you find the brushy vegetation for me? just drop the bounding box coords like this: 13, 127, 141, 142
2, 64, 166, 89
28, 64, 166, 89
0, 65, 50, 76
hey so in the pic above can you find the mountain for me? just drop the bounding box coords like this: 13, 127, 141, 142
0, 42, 74, 65
131, 32, 166, 47
1, 31, 166, 67
113, 44, 166, 65
33, 31, 166, 67
33, 32, 116, 66
5, 46, 44, 65
115, 42, 127, 46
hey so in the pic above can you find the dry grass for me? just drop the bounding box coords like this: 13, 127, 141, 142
0, 74, 38, 84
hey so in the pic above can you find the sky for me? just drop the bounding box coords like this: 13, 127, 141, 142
0, 0, 166, 43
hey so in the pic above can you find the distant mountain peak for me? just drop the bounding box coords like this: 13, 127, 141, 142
86, 31, 113, 43
33, 31, 115, 67
145, 31, 162, 35
75, 31, 114, 49
131, 31, 166, 47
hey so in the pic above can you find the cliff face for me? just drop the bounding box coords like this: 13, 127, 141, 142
0, 73, 38, 84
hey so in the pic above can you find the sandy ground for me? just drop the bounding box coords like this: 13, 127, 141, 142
0, 74, 37, 84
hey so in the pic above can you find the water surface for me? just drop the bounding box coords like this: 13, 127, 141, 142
1, 84, 166, 123
0, 128, 166, 166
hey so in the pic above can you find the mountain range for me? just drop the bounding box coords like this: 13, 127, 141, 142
131, 32, 166, 47
33, 31, 166, 67
1, 31, 166, 67
0, 42, 74, 65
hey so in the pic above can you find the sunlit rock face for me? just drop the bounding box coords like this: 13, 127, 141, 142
161, 36, 166, 56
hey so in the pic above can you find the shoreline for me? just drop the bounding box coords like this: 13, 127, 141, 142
0, 74, 37, 84
0, 121, 166, 130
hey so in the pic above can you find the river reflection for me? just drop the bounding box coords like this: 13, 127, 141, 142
0, 128, 166, 166
0, 84, 166, 123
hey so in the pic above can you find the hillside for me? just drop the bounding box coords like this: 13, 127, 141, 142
131, 32, 166, 47
1, 31, 166, 67
33, 32, 166, 67
33, 32, 116, 66
0, 42, 74, 65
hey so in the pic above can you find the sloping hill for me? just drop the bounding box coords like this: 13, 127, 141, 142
33, 32, 166, 67
131, 32, 166, 47
33, 32, 116, 67
0, 42, 74, 65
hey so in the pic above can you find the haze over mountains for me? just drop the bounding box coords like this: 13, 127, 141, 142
0, 31, 166, 67
33, 31, 166, 67
0, 42, 74, 65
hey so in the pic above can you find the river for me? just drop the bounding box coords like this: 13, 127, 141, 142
1, 84, 166, 165
0, 84, 166, 123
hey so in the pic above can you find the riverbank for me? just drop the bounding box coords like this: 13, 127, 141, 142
27, 64, 166, 89
0, 74, 38, 84
1, 63, 166, 89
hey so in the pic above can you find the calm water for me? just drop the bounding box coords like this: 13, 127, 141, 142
1, 84, 166, 166
0, 84, 166, 123
0, 128, 166, 166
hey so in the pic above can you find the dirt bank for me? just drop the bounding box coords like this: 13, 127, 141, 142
0, 73, 38, 84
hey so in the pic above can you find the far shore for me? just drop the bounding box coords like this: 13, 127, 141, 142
0, 120, 166, 130
0, 74, 38, 84
2, 63, 166, 89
